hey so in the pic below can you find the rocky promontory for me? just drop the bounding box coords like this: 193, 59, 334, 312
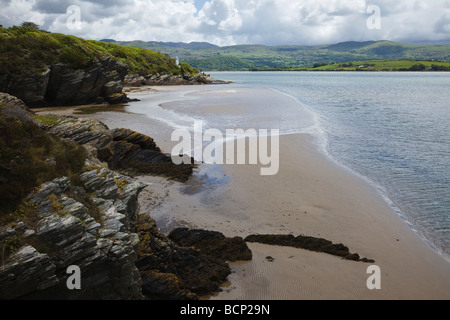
43, 116, 195, 182
124, 72, 231, 87
0, 25, 226, 108
0, 93, 251, 300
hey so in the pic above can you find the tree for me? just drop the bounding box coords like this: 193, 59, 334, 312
409, 63, 426, 71
20, 21, 40, 30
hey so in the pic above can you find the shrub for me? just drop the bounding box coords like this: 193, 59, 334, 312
0, 110, 87, 216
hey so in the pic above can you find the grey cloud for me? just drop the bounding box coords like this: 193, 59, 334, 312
32, 0, 74, 14
32, 0, 131, 14
435, 14, 450, 34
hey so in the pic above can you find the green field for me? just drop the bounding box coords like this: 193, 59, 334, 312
288, 60, 450, 72
107, 39, 450, 71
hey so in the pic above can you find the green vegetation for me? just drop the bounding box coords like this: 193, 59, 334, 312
292, 60, 450, 71
109, 39, 450, 71
0, 107, 87, 218
72, 104, 127, 115
184, 56, 255, 71
0, 25, 198, 79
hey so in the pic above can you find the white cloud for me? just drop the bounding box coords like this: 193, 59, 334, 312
1, 0, 450, 45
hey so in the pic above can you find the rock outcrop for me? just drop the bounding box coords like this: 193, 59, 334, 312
125, 72, 231, 87
46, 57, 130, 106
1, 56, 227, 108
1, 57, 130, 107
0, 170, 146, 300
169, 228, 253, 262
0, 92, 30, 111
43, 116, 195, 182
136, 216, 237, 300
245, 234, 375, 263
0, 95, 251, 300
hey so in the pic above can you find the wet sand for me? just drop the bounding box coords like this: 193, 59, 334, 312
35, 86, 450, 300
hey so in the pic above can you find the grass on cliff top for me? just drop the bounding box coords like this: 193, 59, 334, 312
0, 108, 87, 218
0, 25, 198, 78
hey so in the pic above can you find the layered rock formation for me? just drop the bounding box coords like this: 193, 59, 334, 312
0, 170, 146, 300
0, 94, 251, 300
42, 116, 194, 182
1, 57, 130, 107
124, 72, 231, 87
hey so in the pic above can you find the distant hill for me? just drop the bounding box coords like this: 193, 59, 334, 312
104, 39, 450, 71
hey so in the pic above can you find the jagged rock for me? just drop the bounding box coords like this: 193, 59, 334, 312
0, 169, 146, 300
0, 246, 58, 299
1, 57, 130, 107
136, 214, 231, 300
2, 68, 51, 107
45, 58, 129, 106
244, 234, 375, 263
45, 118, 194, 181
169, 228, 253, 262
124, 75, 146, 87
0, 92, 29, 111
124, 72, 231, 87
0, 226, 17, 242
0, 96, 241, 300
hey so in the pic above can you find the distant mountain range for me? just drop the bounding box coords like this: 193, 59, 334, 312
100, 39, 450, 71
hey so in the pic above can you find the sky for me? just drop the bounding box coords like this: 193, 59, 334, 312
1, 0, 450, 46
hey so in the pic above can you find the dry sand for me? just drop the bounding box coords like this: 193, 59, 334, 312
35, 86, 450, 300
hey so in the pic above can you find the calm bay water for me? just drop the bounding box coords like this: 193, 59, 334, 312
208, 71, 450, 259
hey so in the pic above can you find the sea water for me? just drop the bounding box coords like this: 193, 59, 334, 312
209, 71, 450, 260
126, 71, 450, 261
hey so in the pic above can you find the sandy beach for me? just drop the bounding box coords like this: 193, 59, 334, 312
35, 85, 450, 300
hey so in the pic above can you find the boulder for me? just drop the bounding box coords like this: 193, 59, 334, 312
169, 228, 253, 262
136, 214, 232, 299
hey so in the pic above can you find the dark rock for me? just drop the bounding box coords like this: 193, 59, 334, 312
45, 58, 129, 106
0, 96, 228, 300
109, 128, 194, 182
0, 92, 30, 111
0, 169, 146, 300
6, 68, 51, 107
124, 72, 231, 87
169, 228, 252, 262
0, 246, 58, 300
1, 57, 130, 107
245, 234, 375, 263
44, 117, 194, 182
136, 215, 231, 299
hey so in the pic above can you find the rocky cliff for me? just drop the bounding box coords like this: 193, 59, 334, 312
1, 57, 129, 107
0, 26, 220, 108
0, 93, 252, 300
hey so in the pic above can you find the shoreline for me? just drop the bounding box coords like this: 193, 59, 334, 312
34, 85, 450, 300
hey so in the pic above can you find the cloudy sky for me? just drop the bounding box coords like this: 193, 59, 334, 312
1, 0, 450, 46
